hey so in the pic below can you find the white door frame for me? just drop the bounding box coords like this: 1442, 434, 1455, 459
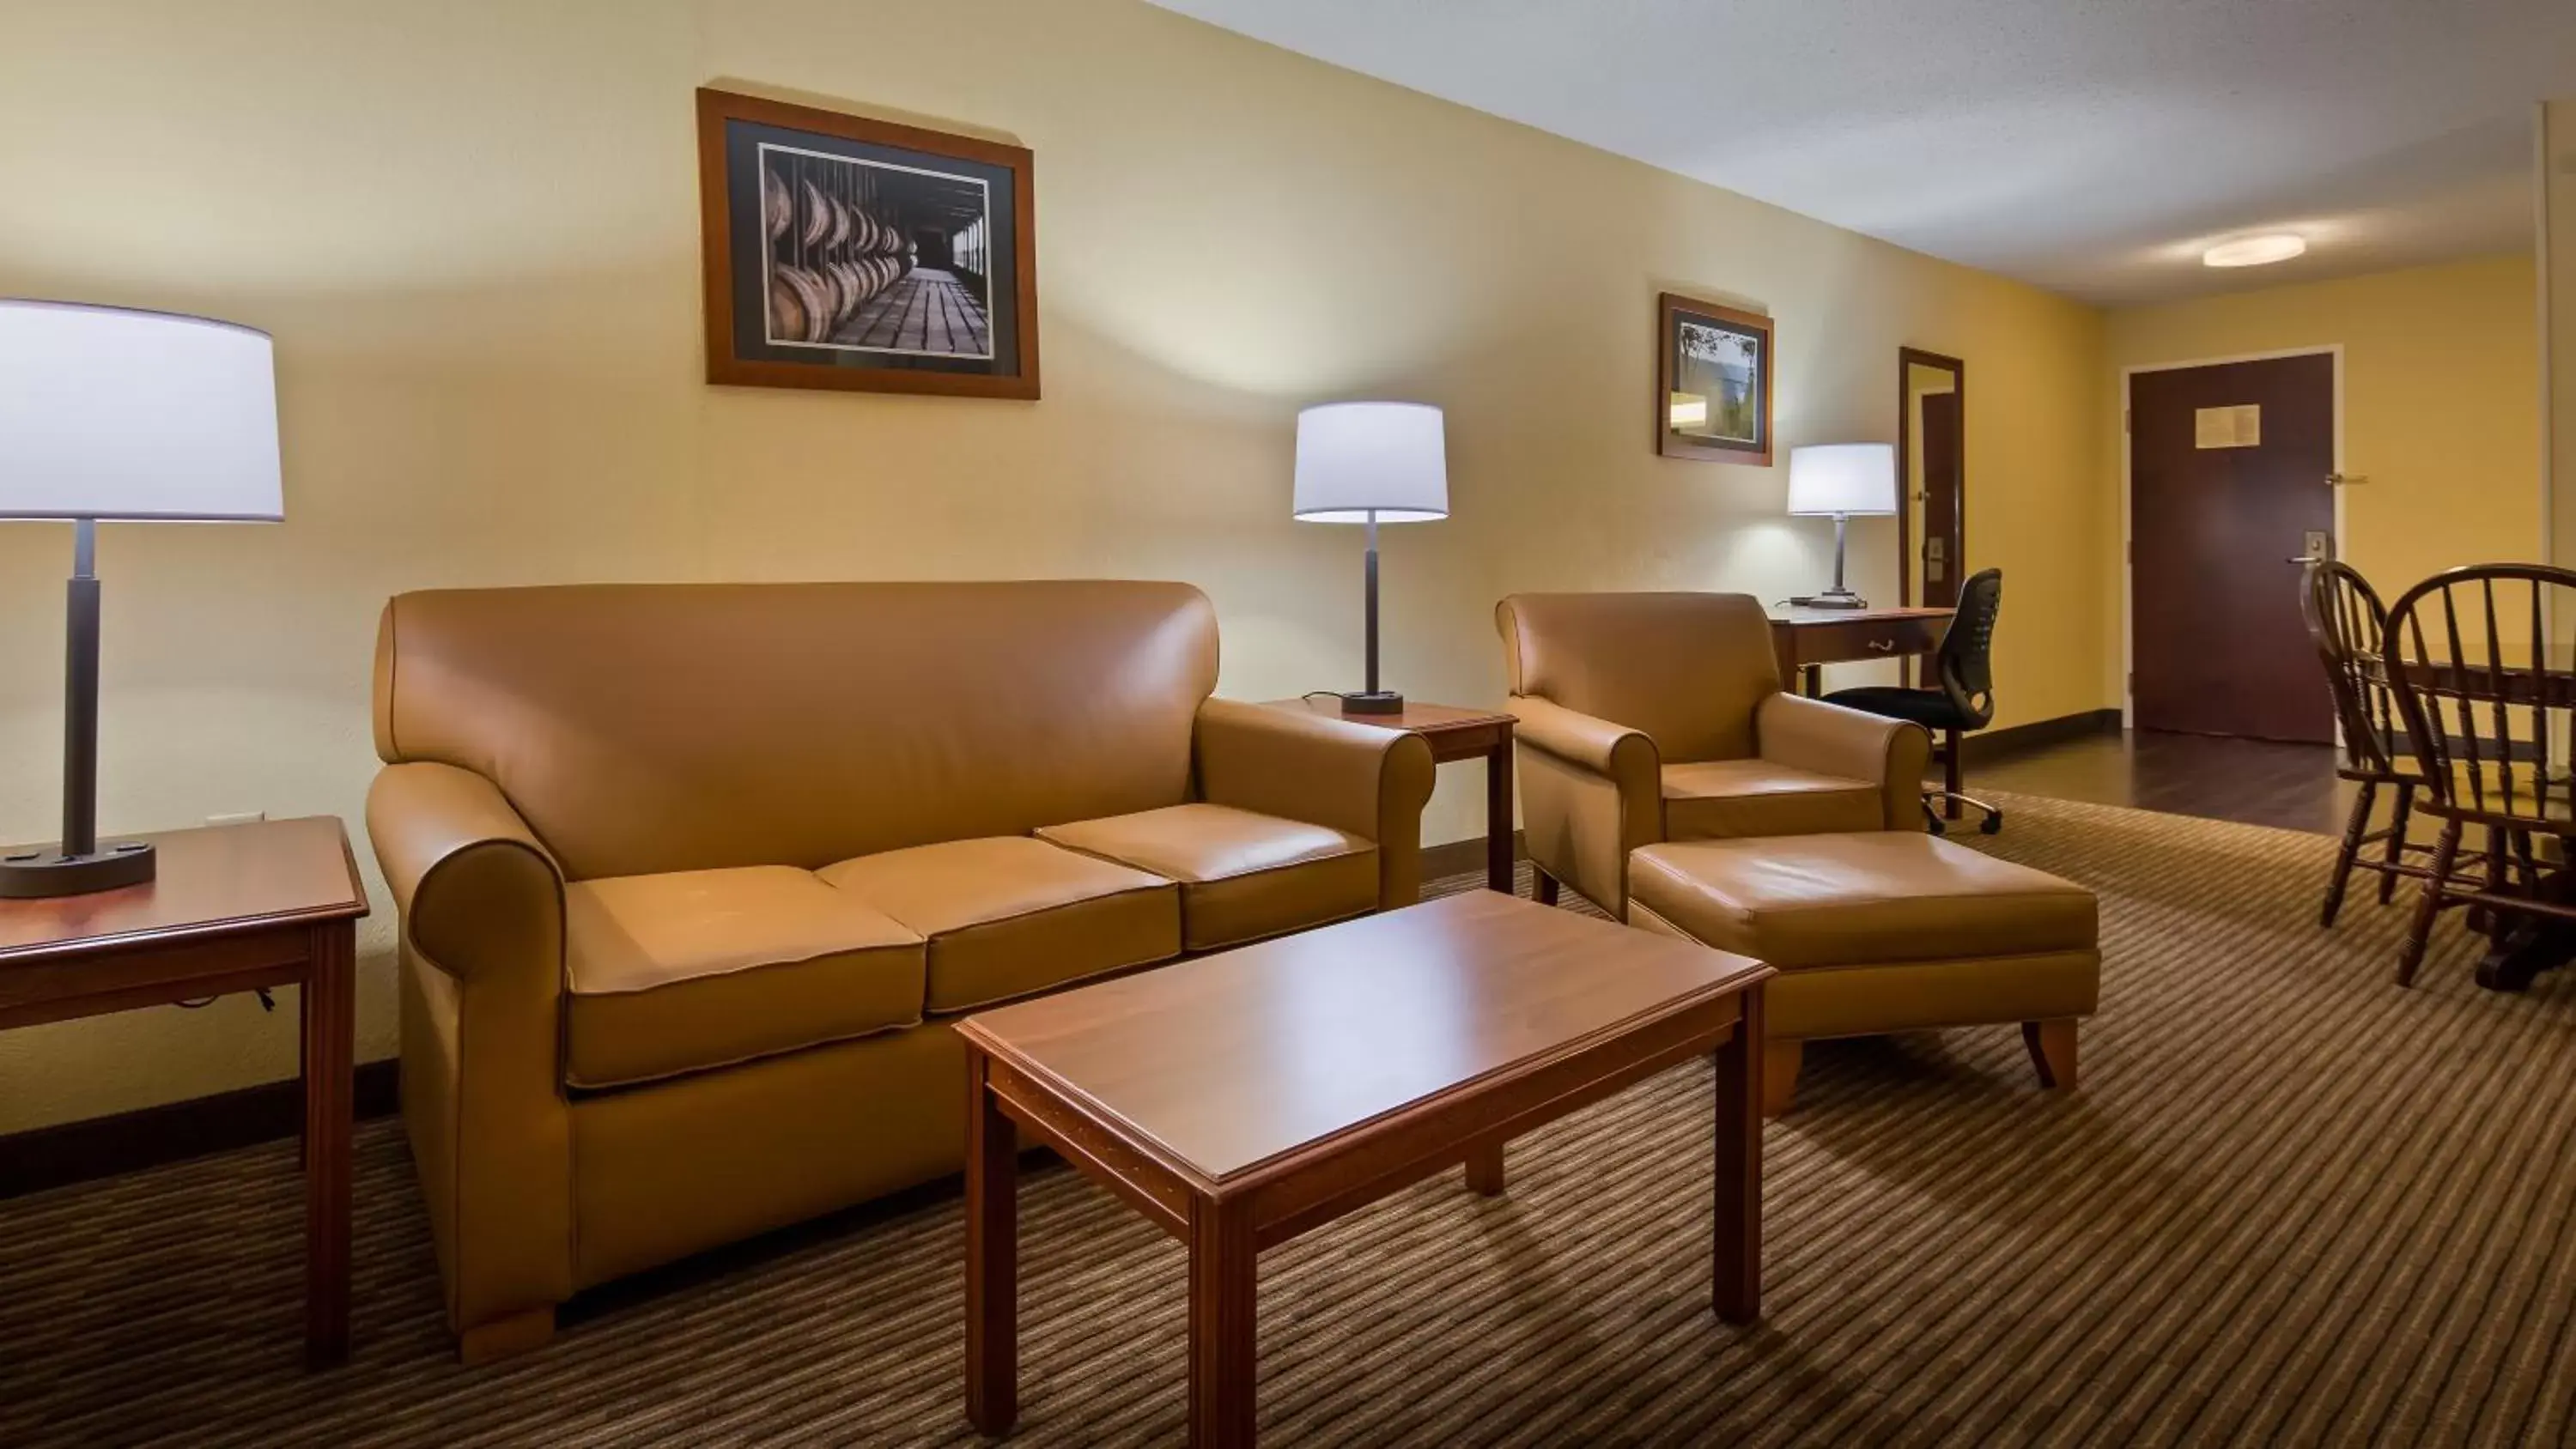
2118, 344, 2347, 727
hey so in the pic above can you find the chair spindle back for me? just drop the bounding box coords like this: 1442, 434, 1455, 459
2299, 561, 2401, 777
2382, 563, 2576, 828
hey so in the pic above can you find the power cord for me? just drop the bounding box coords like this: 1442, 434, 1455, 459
174, 989, 277, 1011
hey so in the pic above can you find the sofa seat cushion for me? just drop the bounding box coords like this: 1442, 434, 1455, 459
818, 837, 1182, 1013
564, 866, 927, 1089
1628, 832, 2099, 971
1662, 759, 1883, 840
1038, 803, 1377, 950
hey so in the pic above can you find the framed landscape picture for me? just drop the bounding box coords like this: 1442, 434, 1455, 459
696, 88, 1039, 399
1656, 293, 1772, 464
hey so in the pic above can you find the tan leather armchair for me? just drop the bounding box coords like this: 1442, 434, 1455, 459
369, 581, 1433, 1361
1496, 591, 1930, 915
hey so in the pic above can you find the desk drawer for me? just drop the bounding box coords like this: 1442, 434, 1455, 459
1785, 616, 1943, 666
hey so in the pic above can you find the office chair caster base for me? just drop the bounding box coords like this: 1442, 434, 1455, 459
1925, 791, 2003, 836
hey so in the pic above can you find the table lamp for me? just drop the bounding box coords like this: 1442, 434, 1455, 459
1293, 402, 1448, 715
0, 300, 283, 897
1785, 442, 1896, 610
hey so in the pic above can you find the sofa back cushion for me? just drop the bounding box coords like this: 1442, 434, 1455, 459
374, 580, 1219, 881
1495, 591, 1782, 762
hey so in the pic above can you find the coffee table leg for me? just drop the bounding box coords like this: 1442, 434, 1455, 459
1712, 982, 1765, 1325
1188, 1198, 1257, 1447
966, 1048, 1019, 1435
1465, 1140, 1507, 1196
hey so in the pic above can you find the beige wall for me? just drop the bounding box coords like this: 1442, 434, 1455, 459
2102, 253, 2543, 702
0, 0, 2108, 1131
2548, 100, 2576, 565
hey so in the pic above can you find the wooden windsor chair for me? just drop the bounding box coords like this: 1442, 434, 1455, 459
2383, 564, 2576, 986
2300, 561, 2445, 925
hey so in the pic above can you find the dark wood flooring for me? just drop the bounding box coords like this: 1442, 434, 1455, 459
1965, 726, 2353, 837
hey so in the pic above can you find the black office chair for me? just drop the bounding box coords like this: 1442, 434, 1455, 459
1823, 567, 2003, 835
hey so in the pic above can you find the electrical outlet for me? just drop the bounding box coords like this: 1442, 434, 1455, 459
205, 810, 267, 828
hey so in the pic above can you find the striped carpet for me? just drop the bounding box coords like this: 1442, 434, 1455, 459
6, 792, 2576, 1446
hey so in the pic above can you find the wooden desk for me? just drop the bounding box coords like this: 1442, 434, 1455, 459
1769, 605, 1954, 695
1267, 699, 1518, 894
0, 816, 369, 1367
959, 891, 1770, 1445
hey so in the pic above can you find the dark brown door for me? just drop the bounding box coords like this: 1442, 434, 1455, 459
1920, 391, 1962, 607
2129, 354, 2336, 743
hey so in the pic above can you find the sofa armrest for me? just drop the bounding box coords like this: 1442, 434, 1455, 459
1194, 698, 1437, 907
367, 761, 577, 1345
1754, 691, 1933, 830
368, 761, 566, 982
1508, 695, 1663, 917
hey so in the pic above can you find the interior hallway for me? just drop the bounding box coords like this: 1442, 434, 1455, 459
1971, 728, 2351, 836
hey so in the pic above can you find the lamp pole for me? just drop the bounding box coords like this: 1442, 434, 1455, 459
1363, 509, 1380, 700
63, 516, 100, 860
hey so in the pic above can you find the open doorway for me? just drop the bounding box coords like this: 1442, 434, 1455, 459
1899, 349, 1965, 610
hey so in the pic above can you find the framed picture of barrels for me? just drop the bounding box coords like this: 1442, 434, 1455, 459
1656, 293, 1772, 464
696, 88, 1039, 399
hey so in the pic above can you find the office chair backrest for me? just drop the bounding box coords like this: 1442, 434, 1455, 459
1937, 568, 2002, 729
2299, 560, 2399, 776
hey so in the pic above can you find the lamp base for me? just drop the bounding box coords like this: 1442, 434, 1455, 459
1788, 589, 1869, 610
0, 840, 155, 899
1338, 690, 1406, 716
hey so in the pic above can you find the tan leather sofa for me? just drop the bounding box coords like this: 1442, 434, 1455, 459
1495, 591, 1933, 913
368, 581, 1435, 1361
1496, 590, 2098, 1113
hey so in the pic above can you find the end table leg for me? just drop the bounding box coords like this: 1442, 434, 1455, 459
302, 922, 355, 1367
1188, 1197, 1258, 1448
1487, 737, 1516, 894
966, 1048, 1019, 1436
1465, 1140, 1507, 1197
1712, 982, 1765, 1325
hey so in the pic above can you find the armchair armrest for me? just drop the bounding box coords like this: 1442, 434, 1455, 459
368, 761, 565, 982
1194, 699, 1437, 907
1511, 696, 1661, 781
1754, 691, 1933, 830
1507, 695, 1663, 917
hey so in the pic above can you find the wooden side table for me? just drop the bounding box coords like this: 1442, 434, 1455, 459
0, 816, 369, 1367
1267, 699, 1519, 894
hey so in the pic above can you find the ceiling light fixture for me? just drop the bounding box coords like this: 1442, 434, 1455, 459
2202, 233, 2307, 268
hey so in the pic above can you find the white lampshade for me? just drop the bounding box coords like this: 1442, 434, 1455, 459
1785, 443, 1897, 518
1291, 402, 1448, 524
0, 300, 283, 522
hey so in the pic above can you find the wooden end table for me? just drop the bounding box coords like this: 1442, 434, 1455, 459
958, 889, 1771, 1445
0, 816, 369, 1367
1266, 698, 1519, 894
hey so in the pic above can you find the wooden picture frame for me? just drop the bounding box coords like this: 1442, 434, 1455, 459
1656, 293, 1773, 464
696, 88, 1040, 399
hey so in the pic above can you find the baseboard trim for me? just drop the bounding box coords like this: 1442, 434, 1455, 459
1957, 708, 2123, 764
0, 1058, 399, 1201
1422, 832, 1525, 883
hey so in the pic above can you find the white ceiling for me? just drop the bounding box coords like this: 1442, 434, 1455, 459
1146, 0, 2576, 306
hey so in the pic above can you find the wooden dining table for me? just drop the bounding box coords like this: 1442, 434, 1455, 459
2370, 656, 2576, 991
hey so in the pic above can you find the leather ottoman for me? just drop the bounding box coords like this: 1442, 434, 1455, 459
1626, 831, 2099, 1114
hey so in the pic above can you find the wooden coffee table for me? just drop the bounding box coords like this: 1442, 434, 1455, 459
957, 889, 1772, 1446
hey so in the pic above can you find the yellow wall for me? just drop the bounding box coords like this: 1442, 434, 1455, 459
2103, 253, 2543, 701
0, 0, 2106, 1131
2547, 100, 2576, 565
